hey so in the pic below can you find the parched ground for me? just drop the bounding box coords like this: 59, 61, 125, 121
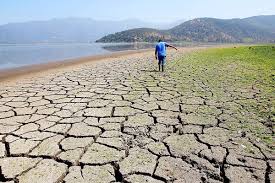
0, 46, 274, 183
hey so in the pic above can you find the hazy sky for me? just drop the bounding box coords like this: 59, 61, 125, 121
1, 0, 275, 25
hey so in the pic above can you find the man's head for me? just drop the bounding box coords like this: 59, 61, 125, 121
158, 39, 162, 42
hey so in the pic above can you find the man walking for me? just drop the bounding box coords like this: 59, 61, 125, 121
155, 39, 177, 72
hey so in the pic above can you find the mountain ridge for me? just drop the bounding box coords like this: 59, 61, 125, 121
97, 15, 275, 43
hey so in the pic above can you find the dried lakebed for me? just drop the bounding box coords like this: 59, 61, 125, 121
0, 46, 274, 183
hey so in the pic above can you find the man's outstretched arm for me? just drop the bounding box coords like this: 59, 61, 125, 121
155, 47, 158, 60
166, 43, 178, 50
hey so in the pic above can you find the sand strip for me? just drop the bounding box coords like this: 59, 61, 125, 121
0, 49, 153, 83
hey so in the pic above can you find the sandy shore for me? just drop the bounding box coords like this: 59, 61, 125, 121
0, 49, 155, 83
0, 45, 209, 85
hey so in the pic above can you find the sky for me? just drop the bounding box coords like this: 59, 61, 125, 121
0, 0, 275, 25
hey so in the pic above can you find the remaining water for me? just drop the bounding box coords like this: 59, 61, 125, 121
0, 43, 110, 70
0, 42, 202, 70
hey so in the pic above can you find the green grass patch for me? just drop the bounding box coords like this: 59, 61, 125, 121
169, 45, 275, 150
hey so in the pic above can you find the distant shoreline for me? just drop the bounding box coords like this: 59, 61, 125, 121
0, 42, 219, 77
0, 44, 247, 84
0, 49, 153, 83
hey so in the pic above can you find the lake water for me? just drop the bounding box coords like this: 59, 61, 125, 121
0, 42, 201, 70
0, 43, 108, 70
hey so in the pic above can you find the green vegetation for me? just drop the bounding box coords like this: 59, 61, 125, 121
96, 28, 170, 43
169, 45, 275, 149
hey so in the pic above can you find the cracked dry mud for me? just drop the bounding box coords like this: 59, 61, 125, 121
0, 49, 274, 183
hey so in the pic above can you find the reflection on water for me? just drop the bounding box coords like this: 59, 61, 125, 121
102, 43, 155, 51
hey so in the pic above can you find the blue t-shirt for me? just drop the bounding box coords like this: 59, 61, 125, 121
156, 42, 167, 57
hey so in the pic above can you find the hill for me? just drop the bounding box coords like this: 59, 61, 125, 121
97, 15, 275, 43
242, 15, 275, 33
95, 28, 176, 43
